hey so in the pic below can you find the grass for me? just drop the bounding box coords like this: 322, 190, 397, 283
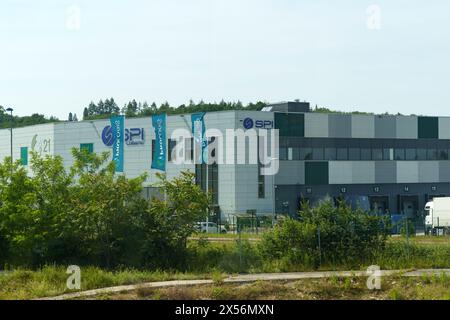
0, 266, 213, 300
84, 275, 450, 300
1, 236, 449, 300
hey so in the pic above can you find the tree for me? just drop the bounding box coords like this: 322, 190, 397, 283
140, 171, 209, 268
83, 107, 89, 120
73, 113, 78, 121
68, 112, 73, 121
87, 101, 97, 116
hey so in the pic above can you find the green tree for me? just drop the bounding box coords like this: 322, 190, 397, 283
140, 171, 209, 268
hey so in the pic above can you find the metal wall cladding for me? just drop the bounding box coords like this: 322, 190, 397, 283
439, 161, 450, 182
375, 115, 396, 138
396, 161, 419, 183
375, 161, 397, 184
351, 161, 375, 184
396, 116, 418, 139
328, 114, 351, 138
328, 161, 353, 184
304, 113, 329, 138
275, 161, 305, 185
418, 161, 439, 183
351, 115, 375, 138
439, 118, 450, 139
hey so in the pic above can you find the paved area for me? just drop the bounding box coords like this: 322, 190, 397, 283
38, 268, 450, 300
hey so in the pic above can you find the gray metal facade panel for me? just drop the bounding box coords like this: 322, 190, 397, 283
439, 117, 450, 139
328, 161, 353, 184
439, 161, 450, 182
351, 161, 375, 184
396, 161, 419, 183
396, 116, 418, 139
374, 115, 396, 139
418, 161, 439, 183
275, 161, 305, 185
351, 115, 375, 138
375, 161, 397, 184
328, 114, 351, 138
304, 113, 329, 138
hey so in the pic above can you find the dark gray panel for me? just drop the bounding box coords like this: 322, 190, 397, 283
375, 161, 397, 184
328, 114, 351, 138
375, 115, 396, 139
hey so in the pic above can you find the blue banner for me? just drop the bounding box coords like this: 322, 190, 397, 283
151, 114, 167, 171
191, 112, 207, 164
110, 115, 125, 172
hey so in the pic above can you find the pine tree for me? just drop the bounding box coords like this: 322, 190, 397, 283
68, 112, 73, 121
83, 107, 89, 120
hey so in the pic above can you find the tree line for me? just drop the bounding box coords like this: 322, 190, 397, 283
82, 99, 267, 120
0, 106, 59, 129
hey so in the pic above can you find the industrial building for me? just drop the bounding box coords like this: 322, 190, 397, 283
2, 101, 450, 222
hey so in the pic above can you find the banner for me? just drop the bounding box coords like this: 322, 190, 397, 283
151, 114, 167, 171
110, 115, 125, 172
191, 112, 207, 164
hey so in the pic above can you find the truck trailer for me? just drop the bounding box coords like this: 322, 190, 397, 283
424, 197, 450, 235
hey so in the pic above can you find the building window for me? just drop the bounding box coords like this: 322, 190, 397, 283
394, 149, 405, 160
405, 148, 416, 160
348, 148, 360, 160
20, 147, 28, 165
361, 148, 371, 161
258, 174, 265, 198
185, 138, 193, 161
300, 147, 313, 160
258, 137, 265, 198
416, 148, 427, 160
312, 148, 324, 160
195, 164, 207, 193
337, 148, 348, 160
80, 143, 93, 153
195, 164, 218, 205
372, 148, 383, 161
168, 139, 177, 162
279, 147, 288, 160
208, 164, 219, 205
383, 148, 391, 160
427, 149, 438, 160
324, 148, 336, 160
439, 149, 448, 160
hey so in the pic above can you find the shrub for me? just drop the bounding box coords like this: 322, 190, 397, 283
259, 199, 390, 268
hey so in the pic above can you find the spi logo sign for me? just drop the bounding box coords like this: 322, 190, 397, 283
242, 117, 273, 129
102, 126, 144, 146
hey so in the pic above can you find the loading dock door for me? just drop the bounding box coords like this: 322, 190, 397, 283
369, 196, 389, 214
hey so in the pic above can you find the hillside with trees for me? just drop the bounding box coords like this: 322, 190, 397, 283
82, 99, 267, 120
0, 106, 60, 129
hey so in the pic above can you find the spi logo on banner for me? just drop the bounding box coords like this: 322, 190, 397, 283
191, 113, 207, 164
110, 115, 124, 172
151, 114, 167, 171
102, 126, 144, 146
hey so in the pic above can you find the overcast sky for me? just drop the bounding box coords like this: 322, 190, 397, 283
1, 0, 449, 119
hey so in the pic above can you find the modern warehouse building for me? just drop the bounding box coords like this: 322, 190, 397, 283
2, 101, 450, 222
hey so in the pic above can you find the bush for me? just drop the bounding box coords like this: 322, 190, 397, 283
0, 150, 209, 270
259, 199, 390, 268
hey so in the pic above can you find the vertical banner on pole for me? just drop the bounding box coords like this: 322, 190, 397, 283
191, 112, 207, 164
151, 114, 167, 171
111, 115, 125, 172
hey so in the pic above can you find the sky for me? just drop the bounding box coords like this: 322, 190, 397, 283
1, 0, 450, 119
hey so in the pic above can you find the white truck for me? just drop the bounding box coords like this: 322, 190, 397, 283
424, 197, 450, 235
